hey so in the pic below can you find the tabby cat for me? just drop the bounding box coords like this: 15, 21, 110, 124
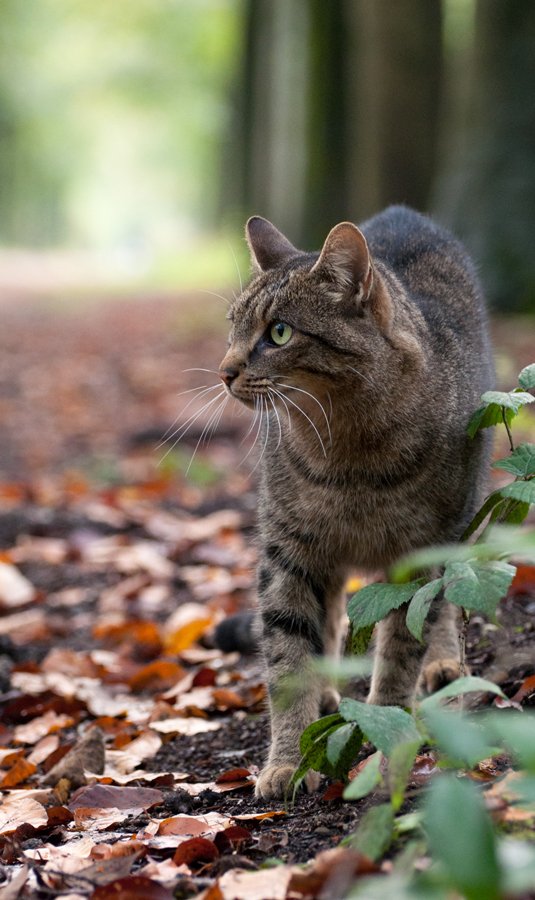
217, 206, 493, 800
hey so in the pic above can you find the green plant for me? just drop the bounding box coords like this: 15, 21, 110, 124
293, 363, 535, 898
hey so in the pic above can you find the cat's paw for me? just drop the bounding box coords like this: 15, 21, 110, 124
255, 764, 320, 801
421, 658, 468, 694
320, 686, 341, 714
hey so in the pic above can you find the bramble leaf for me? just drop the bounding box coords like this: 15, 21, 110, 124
443, 559, 515, 616
345, 803, 395, 861
343, 750, 383, 800
518, 363, 535, 390
405, 578, 443, 641
424, 776, 501, 900
326, 722, 364, 777
500, 479, 535, 505
348, 580, 424, 630
481, 389, 534, 411
467, 402, 514, 439
339, 699, 421, 756
493, 442, 535, 477
420, 676, 505, 711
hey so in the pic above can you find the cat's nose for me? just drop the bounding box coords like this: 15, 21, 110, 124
219, 366, 239, 386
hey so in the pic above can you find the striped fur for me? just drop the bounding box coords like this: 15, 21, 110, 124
219, 207, 494, 800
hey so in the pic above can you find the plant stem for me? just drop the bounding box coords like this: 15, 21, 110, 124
502, 407, 515, 453
459, 608, 470, 711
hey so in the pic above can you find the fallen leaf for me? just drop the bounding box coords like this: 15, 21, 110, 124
27, 734, 60, 766
0, 864, 29, 899
73, 807, 142, 831
215, 768, 252, 784
1, 757, 37, 788
288, 847, 379, 897
511, 673, 535, 704
157, 812, 232, 837
205, 866, 292, 900
151, 718, 221, 736
14, 710, 75, 744
232, 811, 287, 822
0, 795, 47, 835
43, 726, 105, 787
128, 660, 185, 693
90, 874, 174, 899
173, 836, 219, 867
69, 784, 163, 812
41, 648, 103, 678
0, 561, 35, 608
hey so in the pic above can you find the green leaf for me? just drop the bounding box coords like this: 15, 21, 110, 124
299, 713, 344, 756
326, 722, 364, 778
420, 676, 505, 711
500, 479, 535, 505
467, 402, 514, 439
481, 389, 535, 411
388, 740, 420, 811
345, 803, 395, 861
348, 580, 423, 630
346, 621, 375, 657
343, 750, 383, 801
487, 497, 531, 527
339, 698, 421, 756
443, 559, 516, 616
518, 363, 535, 390
424, 709, 502, 768
292, 721, 343, 795
493, 442, 535, 477
424, 776, 501, 900
461, 490, 504, 540
406, 578, 443, 641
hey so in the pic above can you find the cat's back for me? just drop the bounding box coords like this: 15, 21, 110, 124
362, 205, 492, 384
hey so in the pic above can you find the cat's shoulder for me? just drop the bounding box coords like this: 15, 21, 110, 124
361, 205, 465, 261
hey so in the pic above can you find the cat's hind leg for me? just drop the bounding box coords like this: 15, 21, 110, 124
419, 601, 466, 694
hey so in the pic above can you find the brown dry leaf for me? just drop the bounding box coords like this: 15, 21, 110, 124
90, 840, 147, 861
204, 866, 292, 900
128, 660, 185, 693
212, 688, 246, 711
151, 718, 221, 736
104, 730, 162, 776
11, 536, 68, 565
164, 618, 214, 655
69, 783, 163, 813
43, 726, 105, 787
93, 619, 161, 650
510, 673, 535, 704
14, 710, 75, 744
232, 811, 287, 822
72, 806, 142, 830
90, 874, 174, 900
0, 794, 48, 835
173, 836, 219, 867
1, 756, 37, 788
0, 864, 30, 899
485, 769, 535, 824
0, 608, 46, 640
0, 561, 35, 608
41, 648, 103, 678
157, 812, 233, 837
27, 733, 60, 766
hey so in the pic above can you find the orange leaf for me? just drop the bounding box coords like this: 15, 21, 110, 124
509, 565, 535, 596
91, 875, 174, 899
93, 620, 161, 650
211, 688, 245, 710
128, 660, 185, 694
215, 768, 251, 784
1, 757, 37, 788
164, 618, 212, 654
511, 672, 535, 704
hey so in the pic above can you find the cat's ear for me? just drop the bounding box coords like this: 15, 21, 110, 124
245, 216, 299, 272
311, 222, 373, 302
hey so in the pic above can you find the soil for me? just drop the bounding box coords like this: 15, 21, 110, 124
0, 291, 534, 889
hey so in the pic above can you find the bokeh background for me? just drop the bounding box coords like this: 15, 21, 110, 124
0, 0, 534, 483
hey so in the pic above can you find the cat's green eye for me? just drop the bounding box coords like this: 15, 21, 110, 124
270, 321, 293, 346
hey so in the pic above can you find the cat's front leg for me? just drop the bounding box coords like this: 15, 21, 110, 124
255, 560, 334, 801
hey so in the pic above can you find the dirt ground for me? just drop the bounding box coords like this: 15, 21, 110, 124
0, 290, 534, 897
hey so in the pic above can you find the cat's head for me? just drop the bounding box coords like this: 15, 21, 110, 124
218, 217, 393, 410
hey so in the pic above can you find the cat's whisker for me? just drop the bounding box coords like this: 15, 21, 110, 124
240, 399, 261, 446
183, 367, 221, 376
249, 395, 271, 476
272, 388, 327, 457
197, 288, 231, 308
157, 384, 222, 448
275, 382, 332, 449
266, 390, 282, 451
157, 389, 226, 465
347, 365, 375, 388
185, 393, 229, 476
239, 397, 262, 465
227, 241, 243, 295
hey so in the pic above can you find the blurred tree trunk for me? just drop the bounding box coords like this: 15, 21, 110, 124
346, 0, 443, 221
435, 0, 535, 311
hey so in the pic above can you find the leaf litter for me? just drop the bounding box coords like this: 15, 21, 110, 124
0, 295, 534, 897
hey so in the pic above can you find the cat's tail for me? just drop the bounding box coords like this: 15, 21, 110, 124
213, 611, 258, 654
